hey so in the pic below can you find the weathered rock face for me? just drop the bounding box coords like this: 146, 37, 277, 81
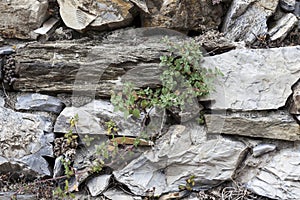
87, 174, 111, 196
247, 147, 300, 199
54, 99, 142, 137
201, 46, 300, 111
222, 0, 279, 44
13, 28, 186, 97
0, 0, 48, 39
114, 124, 247, 196
57, 0, 134, 31
15, 93, 65, 114
141, 0, 223, 32
269, 13, 298, 41
280, 0, 296, 12
289, 80, 300, 114
0, 106, 54, 176
205, 111, 300, 141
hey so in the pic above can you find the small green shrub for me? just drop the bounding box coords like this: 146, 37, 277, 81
111, 37, 223, 119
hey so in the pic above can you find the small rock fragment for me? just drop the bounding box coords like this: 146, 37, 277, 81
34, 17, 60, 41
53, 155, 64, 178
57, 0, 134, 31
252, 144, 276, 157
269, 13, 298, 41
103, 188, 142, 200
280, 0, 296, 12
87, 174, 111, 196
0, 46, 15, 55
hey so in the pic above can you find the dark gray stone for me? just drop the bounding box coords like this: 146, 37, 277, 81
280, 0, 296, 12
15, 93, 65, 114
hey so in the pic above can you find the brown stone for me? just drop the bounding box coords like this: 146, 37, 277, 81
141, 0, 223, 32
0, 0, 48, 39
205, 111, 300, 141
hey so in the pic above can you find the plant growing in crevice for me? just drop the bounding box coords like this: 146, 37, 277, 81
179, 175, 196, 191
111, 37, 223, 121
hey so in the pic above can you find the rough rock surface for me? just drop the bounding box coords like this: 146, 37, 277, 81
57, 0, 134, 31
0, 106, 54, 176
269, 13, 298, 41
0, 96, 4, 107
280, 0, 296, 12
15, 93, 65, 114
87, 174, 111, 196
54, 99, 142, 137
114, 124, 246, 196
205, 111, 300, 141
247, 147, 300, 199
289, 80, 300, 114
201, 46, 300, 111
13, 28, 186, 97
141, 0, 223, 32
222, 0, 279, 44
103, 188, 142, 200
0, 0, 48, 39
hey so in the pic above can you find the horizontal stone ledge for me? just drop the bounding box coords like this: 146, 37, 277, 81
205, 111, 300, 141
11, 28, 188, 98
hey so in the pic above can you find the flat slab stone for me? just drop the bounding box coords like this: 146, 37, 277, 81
15, 93, 65, 114
54, 99, 142, 137
201, 46, 300, 111
205, 111, 300, 141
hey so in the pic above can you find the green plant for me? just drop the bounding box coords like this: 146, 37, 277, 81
53, 180, 75, 199
179, 175, 195, 191
105, 120, 119, 134
53, 114, 80, 199
111, 37, 223, 119
197, 111, 205, 125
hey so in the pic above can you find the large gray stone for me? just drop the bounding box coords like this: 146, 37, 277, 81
201, 46, 300, 111
0, 0, 48, 39
222, 0, 279, 44
205, 111, 300, 141
54, 99, 142, 137
0, 106, 54, 177
247, 147, 300, 199
15, 93, 65, 114
114, 124, 246, 196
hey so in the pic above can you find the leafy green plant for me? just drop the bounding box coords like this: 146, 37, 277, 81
111, 37, 223, 119
53, 180, 75, 199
